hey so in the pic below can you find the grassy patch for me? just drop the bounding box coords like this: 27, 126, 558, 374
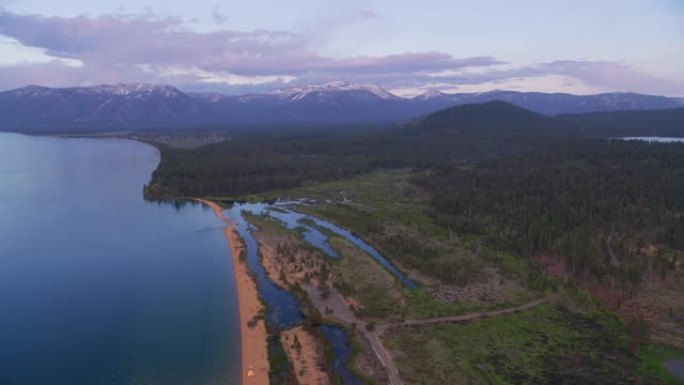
275, 170, 515, 288
404, 288, 503, 319
328, 236, 406, 322
384, 301, 646, 385
268, 335, 295, 385
260, 170, 545, 317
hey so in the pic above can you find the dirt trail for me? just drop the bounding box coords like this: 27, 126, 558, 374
197, 199, 548, 385
376, 297, 549, 335
306, 279, 548, 385
304, 283, 404, 385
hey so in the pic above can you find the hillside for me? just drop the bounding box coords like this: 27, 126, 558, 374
415, 101, 552, 138
557, 107, 684, 137
144, 101, 684, 199
1, 82, 682, 133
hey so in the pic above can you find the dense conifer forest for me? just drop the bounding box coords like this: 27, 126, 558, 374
142, 102, 684, 291
137, 102, 684, 384
144, 103, 684, 200
413, 139, 684, 284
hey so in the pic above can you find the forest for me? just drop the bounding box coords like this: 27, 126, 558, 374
139, 102, 684, 384
413, 139, 684, 286
143, 102, 684, 200
142, 101, 684, 288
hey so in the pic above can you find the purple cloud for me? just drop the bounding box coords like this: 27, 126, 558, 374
537, 60, 682, 94
0, 9, 679, 95
0, 10, 502, 85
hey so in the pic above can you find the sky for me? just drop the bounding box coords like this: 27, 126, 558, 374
0, 0, 682, 96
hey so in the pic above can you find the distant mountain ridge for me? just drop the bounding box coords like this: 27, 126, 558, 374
413, 100, 684, 140
0, 81, 682, 133
411, 89, 684, 115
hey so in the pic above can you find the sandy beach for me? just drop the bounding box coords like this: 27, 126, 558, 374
195, 199, 269, 385
281, 326, 331, 385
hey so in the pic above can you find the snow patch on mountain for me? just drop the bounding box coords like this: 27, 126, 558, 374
270, 81, 400, 101
414, 90, 447, 100
91, 84, 183, 98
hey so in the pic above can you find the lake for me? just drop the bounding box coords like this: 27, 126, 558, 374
0, 133, 240, 385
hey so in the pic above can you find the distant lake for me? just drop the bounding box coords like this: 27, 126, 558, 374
620, 137, 684, 143
0, 133, 239, 385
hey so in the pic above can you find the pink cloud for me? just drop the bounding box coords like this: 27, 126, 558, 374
0, 10, 680, 95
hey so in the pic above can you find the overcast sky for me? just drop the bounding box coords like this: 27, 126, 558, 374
0, 0, 682, 95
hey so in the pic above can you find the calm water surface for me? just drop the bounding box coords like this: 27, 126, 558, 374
0, 133, 239, 385
231, 202, 416, 287
319, 326, 365, 385
222, 202, 390, 384
222, 203, 303, 329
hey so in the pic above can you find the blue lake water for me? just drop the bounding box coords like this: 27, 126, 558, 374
0, 133, 240, 385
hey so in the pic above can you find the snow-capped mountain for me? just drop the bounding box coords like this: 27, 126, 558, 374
413, 89, 450, 100
89, 84, 186, 98
1, 82, 682, 133
270, 81, 400, 101
0, 83, 199, 130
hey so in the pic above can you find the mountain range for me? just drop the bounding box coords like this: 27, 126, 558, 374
1, 81, 682, 133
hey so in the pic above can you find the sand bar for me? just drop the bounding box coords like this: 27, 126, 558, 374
195, 199, 269, 385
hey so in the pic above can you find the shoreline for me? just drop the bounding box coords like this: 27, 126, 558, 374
195, 199, 269, 385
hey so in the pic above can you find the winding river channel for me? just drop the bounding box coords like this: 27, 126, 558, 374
219, 201, 414, 385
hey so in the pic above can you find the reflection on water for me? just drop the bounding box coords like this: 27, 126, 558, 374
304, 214, 417, 288
222, 200, 410, 385
223, 202, 304, 329
224, 201, 416, 288
320, 325, 366, 385
0, 133, 239, 385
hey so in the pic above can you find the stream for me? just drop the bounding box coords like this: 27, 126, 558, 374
221, 201, 407, 385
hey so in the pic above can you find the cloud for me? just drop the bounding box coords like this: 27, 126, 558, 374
0, 9, 505, 90
211, 4, 228, 25
534, 60, 684, 95
0, 9, 680, 96
358, 10, 379, 19
398, 60, 684, 96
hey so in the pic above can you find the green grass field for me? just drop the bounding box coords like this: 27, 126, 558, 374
245, 170, 682, 384
384, 298, 657, 385
269, 170, 543, 312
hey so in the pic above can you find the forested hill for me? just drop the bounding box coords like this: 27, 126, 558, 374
414, 101, 552, 138
555, 107, 684, 138
413, 139, 684, 258
143, 102, 557, 199
144, 101, 684, 200
408, 102, 684, 139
